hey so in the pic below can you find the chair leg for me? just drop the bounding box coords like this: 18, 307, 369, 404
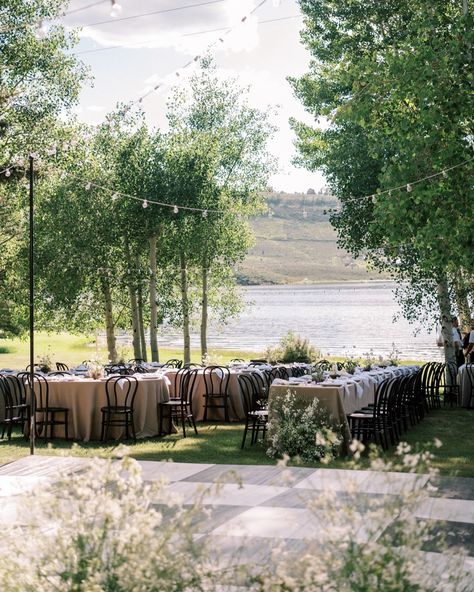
241, 418, 249, 449
203, 398, 208, 422
130, 412, 136, 441
224, 396, 229, 422
65, 411, 69, 440
181, 406, 186, 438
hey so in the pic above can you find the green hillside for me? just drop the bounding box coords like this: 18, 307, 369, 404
237, 190, 382, 284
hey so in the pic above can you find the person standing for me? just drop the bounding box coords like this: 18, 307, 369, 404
463, 318, 474, 364
452, 317, 465, 368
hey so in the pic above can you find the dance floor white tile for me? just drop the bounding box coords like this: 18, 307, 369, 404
162, 481, 288, 507
137, 460, 214, 483
415, 497, 474, 524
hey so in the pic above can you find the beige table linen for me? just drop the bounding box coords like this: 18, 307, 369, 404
165, 369, 247, 422
33, 375, 170, 441
457, 365, 474, 407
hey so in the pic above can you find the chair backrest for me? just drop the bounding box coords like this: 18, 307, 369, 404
238, 374, 261, 415
128, 358, 145, 365
106, 364, 133, 376
179, 369, 198, 405
133, 365, 148, 374
166, 359, 183, 369
313, 360, 331, 371
203, 366, 230, 396
231, 358, 245, 363
2, 374, 27, 408
22, 374, 49, 410
105, 376, 138, 409
56, 362, 69, 371
277, 367, 290, 380
248, 371, 267, 398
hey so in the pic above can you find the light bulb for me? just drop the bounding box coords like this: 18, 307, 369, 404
35, 21, 47, 40
85, 182, 91, 190
406, 183, 413, 192
111, 192, 119, 201
110, 1, 122, 17
142, 199, 148, 208
202, 210, 208, 218
5, 169, 11, 177
442, 170, 448, 179
173, 205, 179, 214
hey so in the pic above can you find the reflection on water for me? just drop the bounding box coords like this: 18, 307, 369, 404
159, 283, 441, 361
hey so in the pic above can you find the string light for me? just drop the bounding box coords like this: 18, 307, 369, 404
5, 169, 11, 178
85, 182, 92, 190
173, 205, 179, 214
110, 0, 122, 18
34, 20, 47, 39
111, 192, 119, 201
142, 199, 148, 208
202, 209, 208, 218
335, 157, 474, 207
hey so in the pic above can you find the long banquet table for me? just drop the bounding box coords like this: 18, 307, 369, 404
269, 366, 419, 452
32, 374, 171, 441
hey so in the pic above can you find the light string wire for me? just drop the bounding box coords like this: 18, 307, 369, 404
75, 13, 303, 55
79, 0, 226, 29
124, 0, 268, 111
2, 154, 472, 219
328, 156, 474, 210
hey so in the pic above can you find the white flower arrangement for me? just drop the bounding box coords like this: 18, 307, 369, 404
266, 390, 343, 463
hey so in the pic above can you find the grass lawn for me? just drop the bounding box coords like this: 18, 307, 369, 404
1, 407, 473, 477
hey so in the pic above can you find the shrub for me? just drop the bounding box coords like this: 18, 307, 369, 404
0, 345, 12, 354
267, 390, 342, 462
264, 331, 319, 364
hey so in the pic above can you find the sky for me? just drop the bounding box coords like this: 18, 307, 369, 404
58, 0, 326, 192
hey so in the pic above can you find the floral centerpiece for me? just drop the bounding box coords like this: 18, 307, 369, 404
86, 357, 105, 380
37, 353, 52, 373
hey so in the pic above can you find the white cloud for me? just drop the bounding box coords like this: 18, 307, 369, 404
66, 0, 262, 56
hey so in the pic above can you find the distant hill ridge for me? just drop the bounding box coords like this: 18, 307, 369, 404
237, 190, 380, 285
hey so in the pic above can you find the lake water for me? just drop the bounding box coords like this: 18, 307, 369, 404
159, 283, 441, 361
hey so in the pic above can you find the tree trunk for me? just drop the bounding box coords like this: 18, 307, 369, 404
437, 276, 456, 367
124, 238, 142, 360
180, 251, 191, 365
200, 263, 209, 363
101, 277, 118, 363
137, 280, 147, 362
149, 234, 159, 362
453, 272, 472, 333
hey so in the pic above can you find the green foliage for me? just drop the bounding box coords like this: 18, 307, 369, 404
291, 0, 474, 339
267, 390, 342, 462
265, 330, 319, 363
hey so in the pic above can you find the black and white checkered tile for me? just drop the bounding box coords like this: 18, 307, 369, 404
1, 456, 473, 571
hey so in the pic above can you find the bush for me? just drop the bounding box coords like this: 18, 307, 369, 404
264, 331, 319, 364
0, 345, 12, 354
267, 390, 342, 462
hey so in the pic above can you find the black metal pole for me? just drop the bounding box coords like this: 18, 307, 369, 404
29, 155, 35, 455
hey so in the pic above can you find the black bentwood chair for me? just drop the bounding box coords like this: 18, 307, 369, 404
23, 374, 69, 440
238, 374, 268, 448
0, 375, 29, 440
159, 368, 198, 437
203, 365, 231, 422
101, 375, 138, 441
56, 362, 69, 372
